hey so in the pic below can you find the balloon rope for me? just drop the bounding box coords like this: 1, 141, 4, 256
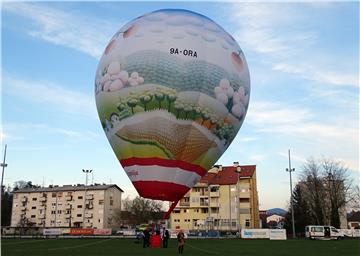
163, 200, 179, 219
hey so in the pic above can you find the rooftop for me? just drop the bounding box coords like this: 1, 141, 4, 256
13, 184, 124, 193
199, 165, 256, 185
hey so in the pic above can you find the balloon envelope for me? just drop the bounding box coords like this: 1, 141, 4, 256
95, 9, 250, 202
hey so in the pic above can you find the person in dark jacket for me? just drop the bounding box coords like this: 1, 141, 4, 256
143, 228, 150, 248
162, 227, 170, 248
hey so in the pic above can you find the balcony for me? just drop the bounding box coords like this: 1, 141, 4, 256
21, 197, 28, 203
179, 202, 190, 207
239, 192, 250, 198
85, 222, 93, 228
65, 204, 72, 210
39, 214, 46, 219
209, 201, 219, 207
210, 191, 220, 197
86, 203, 93, 209
20, 206, 26, 211
85, 213, 93, 218
64, 214, 71, 219
85, 194, 94, 200
39, 197, 47, 202
65, 195, 72, 201
200, 201, 209, 207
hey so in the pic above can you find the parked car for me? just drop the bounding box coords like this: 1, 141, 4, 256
305, 225, 344, 240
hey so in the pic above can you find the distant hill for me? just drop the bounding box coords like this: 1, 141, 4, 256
267, 208, 287, 216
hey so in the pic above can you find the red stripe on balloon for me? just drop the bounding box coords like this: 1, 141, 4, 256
120, 157, 207, 176
132, 181, 190, 202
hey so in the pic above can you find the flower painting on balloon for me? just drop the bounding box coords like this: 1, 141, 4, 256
95, 9, 250, 202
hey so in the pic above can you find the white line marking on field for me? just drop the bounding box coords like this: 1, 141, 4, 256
186, 242, 219, 254
47, 239, 111, 251
2, 239, 47, 245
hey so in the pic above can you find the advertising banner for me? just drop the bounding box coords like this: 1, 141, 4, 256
241, 229, 270, 239
69, 228, 94, 235
93, 229, 112, 235
269, 229, 287, 240
43, 228, 61, 236
353, 229, 360, 237
123, 230, 136, 236
62, 228, 71, 234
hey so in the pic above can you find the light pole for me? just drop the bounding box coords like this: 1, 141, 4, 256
286, 149, 296, 238
0, 144, 8, 225
233, 162, 241, 237
82, 169, 92, 228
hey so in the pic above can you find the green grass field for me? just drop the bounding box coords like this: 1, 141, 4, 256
1, 238, 359, 256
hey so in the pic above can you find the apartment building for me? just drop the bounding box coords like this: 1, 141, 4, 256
11, 184, 123, 229
170, 164, 259, 231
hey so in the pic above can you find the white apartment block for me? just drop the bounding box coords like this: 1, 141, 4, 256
11, 184, 123, 229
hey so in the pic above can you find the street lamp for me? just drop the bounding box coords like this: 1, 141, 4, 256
234, 162, 241, 237
82, 169, 92, 227
0, 144, 8, 219
286, 149, 296, 239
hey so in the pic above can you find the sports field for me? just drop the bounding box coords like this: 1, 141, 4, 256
2, 238, 359, 256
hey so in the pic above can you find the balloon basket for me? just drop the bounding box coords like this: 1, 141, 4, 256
150, 235, 161, 248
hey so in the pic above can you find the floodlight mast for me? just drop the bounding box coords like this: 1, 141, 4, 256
286, 149, 296, 238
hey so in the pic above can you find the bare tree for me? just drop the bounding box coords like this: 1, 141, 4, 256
298, 157, 354, 228
116, 196, 164, 225
300, 158, 326, 225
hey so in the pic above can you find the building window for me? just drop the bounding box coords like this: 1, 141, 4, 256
110, 200, 113, 206
77, 205, 83, 208
51, 211, 56, 214
245, 219, 251, 228
57, 210, 62, 214
31, 206, 36, 209
52, 193, 56, 197
31, 215, 36, 218
78, 196, 83, 199
52, 203, 56, 206
32, 198, 37, 201
201, 208, 208, 214
99, 200, 104, 205
174, 209, 180, 213
77, 214, 82, 217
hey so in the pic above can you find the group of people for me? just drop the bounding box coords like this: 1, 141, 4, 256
140, 227, 185, 254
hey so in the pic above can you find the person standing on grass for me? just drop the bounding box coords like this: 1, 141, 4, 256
177, 230, 185, 254
162, 227, 170, 248
143, 228, 150, 248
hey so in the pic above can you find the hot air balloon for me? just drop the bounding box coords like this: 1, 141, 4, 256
95, 9, 250, 217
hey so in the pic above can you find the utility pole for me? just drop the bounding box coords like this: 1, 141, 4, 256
0, 144, 8, 218
286, 149, 296, 238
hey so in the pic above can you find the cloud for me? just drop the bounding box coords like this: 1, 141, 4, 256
3, 75, 97, 118
239, 136, 259, 142
247, 100, 357, 142
3, 123, 99, 145
3, 2, 121, 59
229, 3, 358, 87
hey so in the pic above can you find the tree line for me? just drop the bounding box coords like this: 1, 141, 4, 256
284, 158, 359, 235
